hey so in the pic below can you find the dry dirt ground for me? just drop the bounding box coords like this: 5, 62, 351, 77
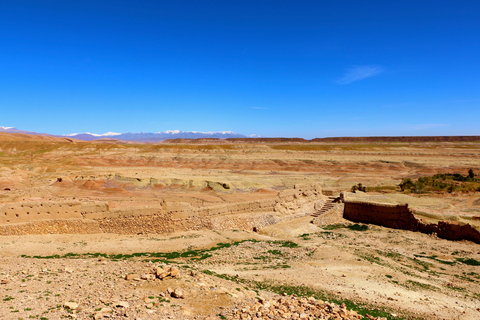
1, 137, 480, 319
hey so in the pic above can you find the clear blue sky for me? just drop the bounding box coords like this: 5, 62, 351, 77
1, 0, 479, 138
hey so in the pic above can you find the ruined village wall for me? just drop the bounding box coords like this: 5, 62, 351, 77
437, 221, 480, 243
343, 200, 480, 244
0, 201, 108, 224
343, 201, 419, 231
0, 184, 324, 235
0, 219, 101, 236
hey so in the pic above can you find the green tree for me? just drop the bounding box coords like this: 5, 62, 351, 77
357, 183, 367, 192
468, 169, 475, 179
447, 184, 455, 193
351, 185, 358, 193
399, 178, 414, 192
414, 180, 425, 193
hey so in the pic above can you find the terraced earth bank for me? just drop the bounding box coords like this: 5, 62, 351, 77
1, 134, 480, 319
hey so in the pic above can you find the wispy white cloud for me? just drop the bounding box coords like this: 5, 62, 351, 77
337, 65, 384, 85
404, 124, 450, 130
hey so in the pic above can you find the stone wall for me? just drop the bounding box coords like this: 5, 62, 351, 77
0, 219, 101, 236
0, 183, 324, 235
343, 201, 419, 231
0, 201, 108, 224
437, 220, 480, 243
343, 200, 480, 244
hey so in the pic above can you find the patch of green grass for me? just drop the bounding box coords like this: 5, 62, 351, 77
409, 257, 432, 271
376, 250, 402, 260
253, 255, 270, 261
324, 224, 368, 231
271, 240, 299, 248
202, 270, 241, 282
357, 254, 382, 265
298, 233, 312, 240
347, 224, 369, 231
405, 280, 436, 291
456, 258, 480, 266
323, 224, 346, 230
267, 249, 283, 255
22, 239, 261, 261
414, 254, 456, 265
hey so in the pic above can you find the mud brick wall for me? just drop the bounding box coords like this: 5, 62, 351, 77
343, 201, 419, 231
343, 201, 480, 244
210, 212, 277, 231
0, 184, 324, 235
0, 219, 101, 235
437, 221, 480, 243
0, 201, 108, 224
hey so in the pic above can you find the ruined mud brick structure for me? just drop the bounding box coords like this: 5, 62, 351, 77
344, 200, 480, 244
0, 184, 325, 235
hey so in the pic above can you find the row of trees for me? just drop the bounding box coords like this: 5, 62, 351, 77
350, 170, 477, 194
399, 169, 477, 193
351, 183, 367, 193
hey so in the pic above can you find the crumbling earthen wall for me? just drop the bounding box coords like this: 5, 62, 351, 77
0, 219, 101, 236
437, 220, 480, 243
344, 201, 419, 231
343, 200, 480, 244
0, 184, 324, 235
0, 201, 108, 224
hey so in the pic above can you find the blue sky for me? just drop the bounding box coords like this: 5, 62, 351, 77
1, 0, 479, 138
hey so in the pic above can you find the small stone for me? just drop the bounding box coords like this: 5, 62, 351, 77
141, 274, 155, 281
64, 267, 74, 274
155, 266, 170, 279
94, 307, 113, 319
64, 301, 79, 310
1, 279, 10, 284
115, 301, 130, 308
171, 288, 184, 299
125, 274, 139, 280
170, 266, 179, 277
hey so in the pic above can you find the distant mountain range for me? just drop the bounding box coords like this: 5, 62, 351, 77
0, 126, 246, 142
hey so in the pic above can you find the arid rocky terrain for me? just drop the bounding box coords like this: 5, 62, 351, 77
1, 132, 480, 319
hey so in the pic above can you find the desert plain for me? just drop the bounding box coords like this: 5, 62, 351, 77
1, 132, 480, 320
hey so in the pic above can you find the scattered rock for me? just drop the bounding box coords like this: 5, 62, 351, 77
115, 301, 130, 308
171, 288, 184, 299
64, 301, 79, 310
141, 273, 155, 281
155, 265, 180, 280
125, 273, 139, 280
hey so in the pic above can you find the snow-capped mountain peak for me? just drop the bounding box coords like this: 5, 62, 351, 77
1, 126, 247, 142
